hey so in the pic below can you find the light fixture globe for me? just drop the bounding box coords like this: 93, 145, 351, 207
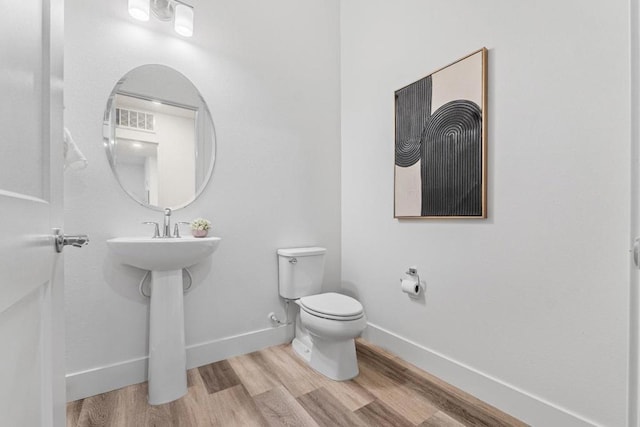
128, 0, 150, 21
174, 4, 194, 37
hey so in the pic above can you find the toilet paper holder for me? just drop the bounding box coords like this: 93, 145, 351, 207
400, 266, 423, 298
405, 267, 420, 283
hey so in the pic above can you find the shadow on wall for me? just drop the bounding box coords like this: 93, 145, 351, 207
103, 255, 214, 302
340, 281, 361, 301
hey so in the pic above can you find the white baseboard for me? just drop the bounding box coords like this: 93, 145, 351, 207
66, 325, 293, 402
362, 322, 600, 427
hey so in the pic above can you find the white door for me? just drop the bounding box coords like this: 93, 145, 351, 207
633, 1, 640, 426
0, 0, 65, 425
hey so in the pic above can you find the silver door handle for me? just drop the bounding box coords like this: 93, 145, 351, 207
53, 228, 89, 253
634, 237, 640, 269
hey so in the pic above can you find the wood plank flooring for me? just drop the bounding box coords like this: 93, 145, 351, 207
67, 339, 527, 427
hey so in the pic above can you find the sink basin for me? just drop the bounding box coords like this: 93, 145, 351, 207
106, 235, 221, 405
107, 236, 221, 271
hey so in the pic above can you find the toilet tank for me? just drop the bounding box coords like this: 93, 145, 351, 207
277, 247, 326, 299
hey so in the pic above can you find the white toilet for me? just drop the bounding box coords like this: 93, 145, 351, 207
277, 247, 366, 380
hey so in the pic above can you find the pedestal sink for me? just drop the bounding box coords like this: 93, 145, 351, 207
107, 236, 221, 405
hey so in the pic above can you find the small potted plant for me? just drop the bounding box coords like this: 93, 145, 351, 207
190, 218, 211, 238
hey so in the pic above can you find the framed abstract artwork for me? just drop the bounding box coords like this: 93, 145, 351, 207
394, 48, 487, 219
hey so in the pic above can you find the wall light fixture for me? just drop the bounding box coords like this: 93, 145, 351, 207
128, 0, 194, 37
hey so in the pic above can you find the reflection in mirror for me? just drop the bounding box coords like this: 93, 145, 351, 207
104, 65, 215, 210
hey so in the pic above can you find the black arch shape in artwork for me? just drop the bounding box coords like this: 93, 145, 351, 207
421, 100, 482, 216
395, 76, 432, 168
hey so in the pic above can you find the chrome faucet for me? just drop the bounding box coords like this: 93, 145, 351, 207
163, 208, 172, 238
143, 208, 179, 238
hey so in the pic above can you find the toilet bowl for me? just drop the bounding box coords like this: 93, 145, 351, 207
277, 247, 367, 380
294, 292, 366, 380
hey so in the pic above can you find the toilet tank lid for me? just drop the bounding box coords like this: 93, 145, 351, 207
277, 247, 326, 257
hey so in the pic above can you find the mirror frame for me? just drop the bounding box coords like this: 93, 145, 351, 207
103, 64, 216, 211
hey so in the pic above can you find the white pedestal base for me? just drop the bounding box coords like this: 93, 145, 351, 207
148, 270, 187, 405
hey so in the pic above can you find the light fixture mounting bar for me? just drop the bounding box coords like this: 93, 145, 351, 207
151, 0, 173, 21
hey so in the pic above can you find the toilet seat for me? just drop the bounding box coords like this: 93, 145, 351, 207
299, 292, 364, 321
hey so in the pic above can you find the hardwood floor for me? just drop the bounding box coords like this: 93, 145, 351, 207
67, 339, 527, 427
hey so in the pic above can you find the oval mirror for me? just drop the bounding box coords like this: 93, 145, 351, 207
104, 65, 215, 210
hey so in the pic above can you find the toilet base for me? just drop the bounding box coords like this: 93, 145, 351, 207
309, 337, 359, 381
292, 336, 313, 363
293, 336, 359, 380
292, 315, 360, 381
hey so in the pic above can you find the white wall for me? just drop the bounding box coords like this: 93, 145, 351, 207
341, 1, 631, 426
64, 0, 341, 399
